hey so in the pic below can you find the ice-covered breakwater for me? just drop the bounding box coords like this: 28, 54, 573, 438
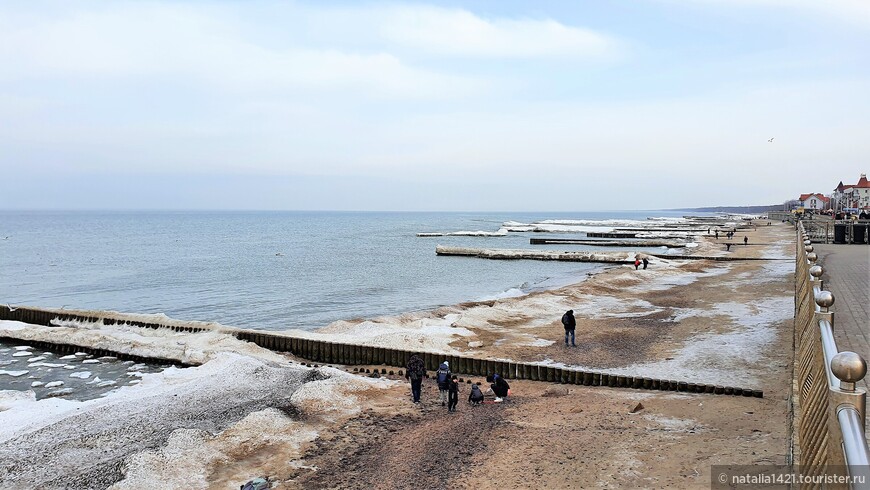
435, 246, 638, 263
530, 238, 688, 248
0, 305, 762, 398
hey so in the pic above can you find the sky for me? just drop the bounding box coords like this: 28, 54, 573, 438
1, 0, 869, 211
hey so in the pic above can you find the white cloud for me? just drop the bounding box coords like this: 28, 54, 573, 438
376, 5, 616, 58
0, 4, 486, 99
681, 0, 870, 27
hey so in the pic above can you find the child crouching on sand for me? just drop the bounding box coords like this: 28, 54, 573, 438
468, 382, 484, 405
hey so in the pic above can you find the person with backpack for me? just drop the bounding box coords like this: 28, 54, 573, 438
405, 353, 426, 404
468, 382, 484, 405
436, 361, 451, 406
561, 309, 576, 347
447, 375, 460, 412
487, 373, 510, 402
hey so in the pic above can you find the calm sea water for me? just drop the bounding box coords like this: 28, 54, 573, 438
0, 210, 690, 331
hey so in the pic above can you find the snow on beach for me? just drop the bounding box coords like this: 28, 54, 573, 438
0, 330, 393, 488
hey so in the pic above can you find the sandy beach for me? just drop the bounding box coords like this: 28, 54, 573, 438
0, 221, 795, 488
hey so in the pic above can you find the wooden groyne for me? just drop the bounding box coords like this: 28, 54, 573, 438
435, 245, 635, 263
0, 305, 762, 397
530, 238, 686, 248
436, 245, 787, 263
586, 232, 637, 238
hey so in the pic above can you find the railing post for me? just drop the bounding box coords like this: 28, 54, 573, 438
828, 352, 869, 481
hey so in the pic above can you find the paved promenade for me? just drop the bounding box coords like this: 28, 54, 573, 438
813, 244, 869, 397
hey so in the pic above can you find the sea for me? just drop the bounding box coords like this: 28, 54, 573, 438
0, 210, 695, 332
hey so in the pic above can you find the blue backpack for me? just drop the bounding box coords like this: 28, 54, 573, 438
436, 366, 449, 385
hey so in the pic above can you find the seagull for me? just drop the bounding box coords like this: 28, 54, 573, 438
767, 137, 774, 143
5, 303, 17, 312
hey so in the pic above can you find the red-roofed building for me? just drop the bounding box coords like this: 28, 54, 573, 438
798, 193, 830, 210
850, 173, 870, 210
832, 173, 870, 211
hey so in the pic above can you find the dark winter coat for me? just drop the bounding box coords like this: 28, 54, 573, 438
492, 376, 510, 398
561, 310, 576, 332
469, 384, 484, 402
436, 362, 451, 390
406, 355, 426, 381
448, 379, 459, 394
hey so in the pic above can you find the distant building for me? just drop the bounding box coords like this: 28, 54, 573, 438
798, 193, 830, 210
837, 173, 870, 211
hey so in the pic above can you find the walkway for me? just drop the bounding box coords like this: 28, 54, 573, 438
813, 244, 870, 394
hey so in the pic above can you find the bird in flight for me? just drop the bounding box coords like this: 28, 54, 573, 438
768, 137, 774, 143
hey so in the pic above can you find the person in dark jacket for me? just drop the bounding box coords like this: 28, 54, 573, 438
436, 361, 451, 406
468, 383, 484, 405
447, 375, 459, 412
487, 374, 510, 401
743, 236, 748, 246
642, 257, 649, 270
405, 354, 426, 403
561, 309, 576, 347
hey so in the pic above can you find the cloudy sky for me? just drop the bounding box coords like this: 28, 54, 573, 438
1, 1, 868, 211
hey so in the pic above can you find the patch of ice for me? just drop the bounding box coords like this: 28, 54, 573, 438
87, 377, 103, 385
0, 370, 29, 377
28, 362, 65, 368
59, 355, 76, 360
12, 351, 33, 357
0, 360, 16, 366
44, 381, 65, 388
62, 365, 76, 370
14, 346, 33, 351
31, 381, 44, 388
96, 380, 117, 388
27, 356, 47, 363
74, 352, 89, 357
69, 371, 92, 379
82, 359, 100, 364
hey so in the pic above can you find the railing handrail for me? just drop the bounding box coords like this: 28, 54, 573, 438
796, 222, 869, 488
838, 407, 870, 468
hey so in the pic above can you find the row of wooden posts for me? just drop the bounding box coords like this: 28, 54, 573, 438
0, 305, 761, 397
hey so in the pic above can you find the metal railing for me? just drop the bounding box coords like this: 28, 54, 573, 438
794, 222, 869, 488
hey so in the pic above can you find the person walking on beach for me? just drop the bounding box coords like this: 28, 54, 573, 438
405, 354, 426, 404
634, 258, 641, 270
715, 230, 719, 240
743, 236, 748, 246
447, 375, 459, 412
642, 257, 649, 270
436, 361, 451, 406
561, 309, 576, 347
